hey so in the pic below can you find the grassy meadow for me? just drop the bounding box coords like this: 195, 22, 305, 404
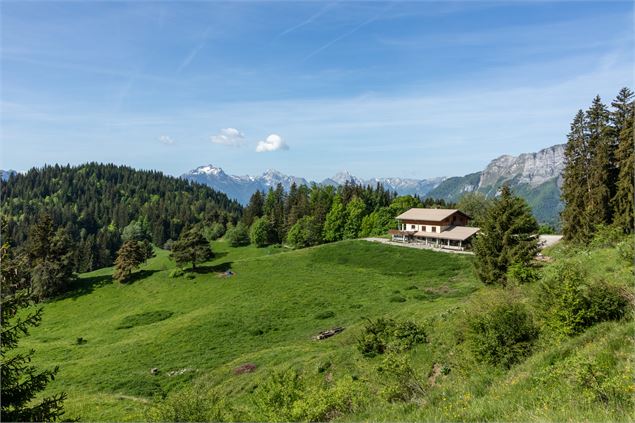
19, 239, 634, 421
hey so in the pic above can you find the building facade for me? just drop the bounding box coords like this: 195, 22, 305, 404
388, 208, 480, 251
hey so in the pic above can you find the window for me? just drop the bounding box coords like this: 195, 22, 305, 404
432, 227, 436, 233
422, 226, 426, 232
411, 225, 416, 230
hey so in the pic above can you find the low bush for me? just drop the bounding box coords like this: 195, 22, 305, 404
616, 237, 634, 264
376, 352, 425, 402
464, 300, 538, 368
357, 318, 427, 358
538, 260, 628, 337
146, 386, 228, 422
506, 263, 540, 285
225, 223, 250, 247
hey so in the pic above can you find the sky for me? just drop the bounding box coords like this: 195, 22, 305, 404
1, 0, 633, 180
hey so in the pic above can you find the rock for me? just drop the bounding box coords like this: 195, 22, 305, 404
313, 327, 344, 340
150, 367, 159, 375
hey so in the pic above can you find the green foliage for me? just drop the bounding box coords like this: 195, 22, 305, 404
203, 222, 225, 242
286, 216, 322, 248
506, 263, 540, 285
538, 224, 556, 235
388, 195, 422, 216
250, 217, 274, 247
146, 386, 228, 422
457, 192, 492, 227
615, 237, 634, 263
357, 318, 427, 357
343, 196, 367, 239
224, 222, 250, 247
538, 259, 628, 337
116, 310, 173, 330
167, 268, 184, 278
359, 208, 395, 237
121, 220, 151, 242
253, 369, 366, 422
1, 243, 69, 422
1, 163, 241, 272
376, 353, 426, 402
323, 195, 346, 242
472, 185, 539, 286
113, 240, 154, 282
169, 227, 213, 269
590, 224, 624, 249
464, 298, 539, 368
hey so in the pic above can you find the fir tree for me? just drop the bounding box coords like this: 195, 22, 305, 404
561, 110, 593, 242
169, 228, 213, 270
610, 87, 635, 233
473, 186, 539, 286
585, 96, 612, 227
243, 190, 264, 227
1, 243, 68, 422
113, 240, 154, 282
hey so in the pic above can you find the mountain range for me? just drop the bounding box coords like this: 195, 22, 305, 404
182, 144, 565, 226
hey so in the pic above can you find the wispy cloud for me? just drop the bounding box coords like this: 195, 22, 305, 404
211, 127, 245, 146
159, 135, 175, 145
256, 134, 288, 152
276, 2, 336, 39
304, 2, 396, 61
177, 26, 213, 73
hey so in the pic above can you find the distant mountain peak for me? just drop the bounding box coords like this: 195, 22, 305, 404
192, 164, 225, 176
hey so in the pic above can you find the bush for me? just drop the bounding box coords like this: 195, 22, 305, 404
539, 260, 628, 337
225, 223, 250, 247
357, 318, 427, 358
506, 263, 540, 285
590, 224, 624, 249
376, 353, 425, 402
287, 216, 322, 249
253, 369, 365, 422
146, 386, 228, 422
204, 222, 226, 241
250, 218, 274, 247
163, 239, 175, 251
464, 300, 538, 368
616, 237, 634, 264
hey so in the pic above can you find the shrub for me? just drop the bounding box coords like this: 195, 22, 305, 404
163, 239, 175, 251
204, 222, 226, 241
357, 318, 427, 358
225, 223, 250, 247
376, 353, 425, 402
590, 224, 624, 249
539, 260, 628, 337
146, 386, 228, 422
616, 237, 634, 264
464, 300, 538, 368
253, 369, 365, 422
250, 218, 274, 247
506, 263, 540, 285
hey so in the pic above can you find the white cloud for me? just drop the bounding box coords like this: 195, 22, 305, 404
159, 135, 175, 145
256, 134, 289, 152
211, 127, 245, 146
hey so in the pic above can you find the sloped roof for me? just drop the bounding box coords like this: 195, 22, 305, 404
415, 226, 480, 241
395, 208, 468, 222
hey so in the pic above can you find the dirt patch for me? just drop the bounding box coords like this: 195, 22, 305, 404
428, 363, 443, 386
233, 363, 257, 375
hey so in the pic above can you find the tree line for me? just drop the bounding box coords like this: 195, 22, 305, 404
561, 87, 634, 242
1, 163, 242, 273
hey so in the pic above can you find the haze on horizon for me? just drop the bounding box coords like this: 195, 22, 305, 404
1, 1, 632, 180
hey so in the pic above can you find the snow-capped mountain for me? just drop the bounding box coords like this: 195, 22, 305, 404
182, 165, 445, 205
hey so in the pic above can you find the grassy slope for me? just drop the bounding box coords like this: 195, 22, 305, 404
22, 240, 477, 421
21, 240, 633, 421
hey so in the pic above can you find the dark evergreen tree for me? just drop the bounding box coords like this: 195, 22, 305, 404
169, 228, 213, 270
113, 240, 154, 282
243, 190, 264, 227
611, 88, 635, 233
263, 184, 286, 243
473, 185, 539, 286
1, 243, 68, 422
585, 96, 613, 227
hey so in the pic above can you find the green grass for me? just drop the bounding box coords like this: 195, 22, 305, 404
20, 239, 633, 421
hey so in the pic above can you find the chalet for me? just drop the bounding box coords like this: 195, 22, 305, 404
388, 208, 480, 251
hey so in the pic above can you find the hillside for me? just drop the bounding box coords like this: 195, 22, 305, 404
19, 239, 633, 421
1, 163, 242, 272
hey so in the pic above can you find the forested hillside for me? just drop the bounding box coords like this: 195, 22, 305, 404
0, 163, 242, 272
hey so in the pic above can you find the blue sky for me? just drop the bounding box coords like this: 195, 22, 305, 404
1, 1, 633, 180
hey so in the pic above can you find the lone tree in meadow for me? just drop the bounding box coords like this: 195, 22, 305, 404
114, 240, 154, 282
170, 227, 213, 270
1, 242, 68, 421
472, 185, 539, 286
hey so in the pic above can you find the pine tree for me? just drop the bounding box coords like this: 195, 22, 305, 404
585, 96, 612, 227
243, 190, 264, 227
473, 186, 539, 286
1, 243, 68, 421
561, 110, 593, 243
610, 87, 635, 233
169, 228, 213, 270
323, 195, 346, 242
113, 240, 153, 282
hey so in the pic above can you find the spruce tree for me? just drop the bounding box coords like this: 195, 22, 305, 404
610, 87, 634, 233
243, 190, 264, 227
585, 96, 612, 227
113, 240, 154, 282
561, 110, 593, 243
1, 243, 68, 421
170, 228, 213, 269
473, 186, 539, 286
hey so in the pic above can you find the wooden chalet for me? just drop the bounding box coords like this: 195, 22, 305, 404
388, 208, 480, 251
